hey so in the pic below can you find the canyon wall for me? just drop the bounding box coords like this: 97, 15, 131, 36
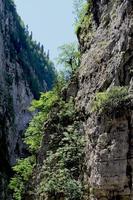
77, 0, 133, 199
0, 0, 55, 198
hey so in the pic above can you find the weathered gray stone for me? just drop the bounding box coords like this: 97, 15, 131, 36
76, 0, 133, 199
0, 0, 49, 198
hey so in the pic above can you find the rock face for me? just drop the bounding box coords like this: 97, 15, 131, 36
5, 0, 133, 199
0, 0, 55, 198
24, 1, 133, 200
76, 0, 133, 199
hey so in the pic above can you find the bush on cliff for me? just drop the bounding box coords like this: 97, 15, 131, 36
37, 126, 84, 200
9, 156, 35, 200
92, 86, 130, 114
73, 0, 92, 34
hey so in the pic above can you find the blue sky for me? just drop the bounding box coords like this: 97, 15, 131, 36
14, 0, 76, 67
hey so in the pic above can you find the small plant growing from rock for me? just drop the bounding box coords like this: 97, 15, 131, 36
92, 86, 130, 114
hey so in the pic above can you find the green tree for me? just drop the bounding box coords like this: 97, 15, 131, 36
57, 42, 80, 75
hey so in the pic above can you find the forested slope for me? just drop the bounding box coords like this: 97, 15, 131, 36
0, 0, 56, 198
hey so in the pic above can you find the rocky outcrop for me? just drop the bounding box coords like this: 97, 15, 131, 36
11, 0, 133, 199
76, 0, 133, 199
0, 0, 56, 198
24, 0, 133, 199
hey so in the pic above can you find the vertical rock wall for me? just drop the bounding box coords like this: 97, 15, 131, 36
0, 0, 55, 198
76, 0, 133, 199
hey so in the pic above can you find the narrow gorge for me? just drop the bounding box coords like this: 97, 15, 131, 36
1, 0, 133, 200
0, 0, 56, 198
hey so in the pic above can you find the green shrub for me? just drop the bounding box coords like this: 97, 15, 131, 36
24, 112, 45, 152
37, 126, 85, 200
29, 89, 59, 113
59, 97, 76, 119
24, 89, 60, 152
92, 86, 130, 113
9, 177, 24, 200
9, 156, 35, 200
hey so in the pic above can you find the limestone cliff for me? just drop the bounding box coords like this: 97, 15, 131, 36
25, 0, 133, 200
6, 0, 133, 200
0, 0, 56, 198
76, 0, 133, 199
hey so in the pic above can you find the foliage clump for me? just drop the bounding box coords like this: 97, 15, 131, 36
9, 79, 85, 199
92, 86, 130, 114
8, 83, 62, 199
73, 0, 93, 34
24, 73, 67, 153
57, 42, 80, 76
24, 89, 59, 152
9, 156, 35, 200
37, 126, 85, 200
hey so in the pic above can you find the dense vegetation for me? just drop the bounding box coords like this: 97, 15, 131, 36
9, 156, 35, 200
9, 74, 85, 199
7, 0, 133, 200
6, 0, 56, 99
8, 1, 85, 199
37, 125, 84, 200
24, 87, 60, 153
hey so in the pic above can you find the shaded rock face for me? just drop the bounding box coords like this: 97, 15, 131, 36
76, 0, 133, 199
0, 2, 33, 198
0, 0, 54, 198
